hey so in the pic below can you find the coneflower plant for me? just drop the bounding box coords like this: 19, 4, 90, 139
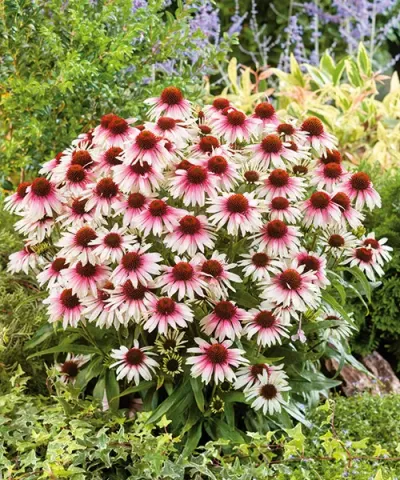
6, 87, 392, 444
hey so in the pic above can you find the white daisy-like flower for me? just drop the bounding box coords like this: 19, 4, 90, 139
110, 341, 159, 384
245, 370, 291, 415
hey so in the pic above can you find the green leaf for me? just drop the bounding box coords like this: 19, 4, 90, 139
332, 58, 346, 85
190, 376, 204, 412
320, 52, 336, 76
24, 323, 56, 350
321, 291, 352, 323
284, 403, 312, 428
27, 344, 99, 359
357, 42, 372, 76
224, 402, 235, 426
234, 288, 259, 309
290, 53, 305, 87
1, 178, 14, 190
112, 381, 155, 400
215, 419, 245, 443
290, 370, 341, 393
339, 266, 371, 302
222, 391, 246, 404
331, 279, 347, 304
302, 320, 341, 334
345, 59, 363, 87
146, 379, 191, 424
182, 421, 203, 457
93, 376, 106, 403
75, 356, 104, 390
105, 370, 120, 411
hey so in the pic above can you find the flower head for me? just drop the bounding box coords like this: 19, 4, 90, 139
207, 192, 264, 235
339, 172, 381, 210
110, 341, 159, 384
187, 338, 248, 384
245, 370, 291, 415
143, 296, 194, 334
145, 86, 191, 120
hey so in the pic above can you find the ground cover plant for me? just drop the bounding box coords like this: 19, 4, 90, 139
4, 84, 392, 451
1, 369, 400, 479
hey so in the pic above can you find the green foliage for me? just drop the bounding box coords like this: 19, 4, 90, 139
0, 207, 49, 394
217, 0, 399, 72
1, 370, 400, 479
217, 45, 400, 170
271, 46, 400, 170
0, 0, 233, 182
350, 167, 400, 364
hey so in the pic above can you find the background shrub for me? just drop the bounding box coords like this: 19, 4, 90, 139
217, 0, 400, 72
350, 167, 400, 367
0, 0, 232, 182
0, 207, 49, 394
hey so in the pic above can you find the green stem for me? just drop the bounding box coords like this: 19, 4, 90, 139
369, 2, 376, 58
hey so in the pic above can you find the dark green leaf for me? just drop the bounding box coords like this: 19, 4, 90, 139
146, 379, 191, 424
182, 421, 203, 458
27, 344, 99, 359
190, 377, 204, 412
112, 381, 155, 400
105, 370, 120, 411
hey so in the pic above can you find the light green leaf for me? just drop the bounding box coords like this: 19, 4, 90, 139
320, 51, 336, 76
290, 53, 305, 87
357, 42, 372, 76
332, 58, 346, 85
345, 59, 363, 87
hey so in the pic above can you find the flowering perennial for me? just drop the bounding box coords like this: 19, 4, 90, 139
7, 88, 391, 421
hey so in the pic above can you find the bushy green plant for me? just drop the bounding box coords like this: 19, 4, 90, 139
9, 86, 387, 450
214, 45, 400, 169
1, 369, 400, 479
0, 207, 49, 394
349, 166, 400, 364
0, 0, 232, 182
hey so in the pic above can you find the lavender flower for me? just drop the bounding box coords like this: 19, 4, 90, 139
131, 0, 147, 13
